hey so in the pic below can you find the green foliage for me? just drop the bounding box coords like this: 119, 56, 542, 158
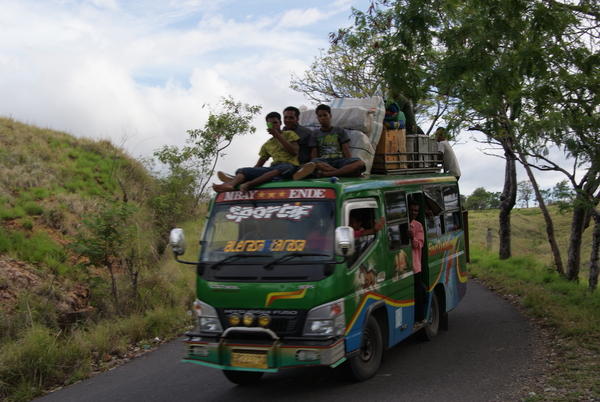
23, 201, 43, 216
73, 201, 137, 269
20, 218, 34, 231
336, 0, 599, 270
30, 187, 49, 200
0, 228, 66, 267
464, 187, 501, 210
1, 206, 25, 220
151, 97, 261, 224
73, 201, 140, 315
0, 324, 91, 401
552, 180, 576, 214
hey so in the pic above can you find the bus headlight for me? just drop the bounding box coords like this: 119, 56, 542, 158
303, 299, 345, 337
193, 300, 223, 333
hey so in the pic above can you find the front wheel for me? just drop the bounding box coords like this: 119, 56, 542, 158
344, 315, 383, 382
418, 291, 440, 341
223, 370, 264, 385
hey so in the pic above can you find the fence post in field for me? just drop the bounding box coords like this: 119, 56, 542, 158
486, 228, 493, 251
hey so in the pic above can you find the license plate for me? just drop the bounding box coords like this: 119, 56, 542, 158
231, 352, 268, 369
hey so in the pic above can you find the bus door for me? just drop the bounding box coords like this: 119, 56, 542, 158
382, 190, 414, 343
421, 183, 466, 311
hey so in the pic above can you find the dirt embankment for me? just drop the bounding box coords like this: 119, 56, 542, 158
0, 257, 92, 324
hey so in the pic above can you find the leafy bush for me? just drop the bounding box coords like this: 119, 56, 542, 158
23, 202, 43, 216
20, 218, 34, 231
30, 187, 49, 200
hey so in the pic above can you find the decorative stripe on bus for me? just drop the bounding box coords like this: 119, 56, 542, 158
345, 292, 413, 335
265, 289, 307, 306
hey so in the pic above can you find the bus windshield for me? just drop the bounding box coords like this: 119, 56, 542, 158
201, 199, 336, 263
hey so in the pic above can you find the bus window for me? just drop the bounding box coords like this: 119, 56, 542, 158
443, 185, 461, 231
444, 211, 460, 232
425, 208, 443, 237
384, 191, 409, 250
346, 207, 378, 267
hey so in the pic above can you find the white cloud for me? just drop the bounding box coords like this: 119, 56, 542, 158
3, 0, 575, 199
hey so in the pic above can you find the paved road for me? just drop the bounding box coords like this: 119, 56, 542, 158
36, 279, 539, 402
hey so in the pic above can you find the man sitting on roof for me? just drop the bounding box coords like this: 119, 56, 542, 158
293, 104, 365, 180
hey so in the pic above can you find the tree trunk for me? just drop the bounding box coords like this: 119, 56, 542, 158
518, 150, 564, 275
589, 210, 600, 292
106, 258, 123, 317
498, 140, 517, 260
566, 205, 587, 281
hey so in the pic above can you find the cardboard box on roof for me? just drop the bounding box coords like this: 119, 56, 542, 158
372, 127, 407, 171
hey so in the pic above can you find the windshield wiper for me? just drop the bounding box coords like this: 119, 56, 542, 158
211, 254, 267, 270
264, 252, 329, 270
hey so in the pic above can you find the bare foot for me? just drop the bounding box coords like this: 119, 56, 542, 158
239, 182, 252, 194
212, 183, 235, 193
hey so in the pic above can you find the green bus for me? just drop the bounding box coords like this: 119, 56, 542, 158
169, 172, 468, 384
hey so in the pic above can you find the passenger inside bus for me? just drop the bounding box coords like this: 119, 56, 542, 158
242, 219, 269, 240
306, 218, 333, 252
349, 211, 385, 240
346, 210, 385, 266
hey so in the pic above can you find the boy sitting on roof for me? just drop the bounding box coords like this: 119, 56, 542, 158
293, 104, 365, 180
213, 112, 299, 194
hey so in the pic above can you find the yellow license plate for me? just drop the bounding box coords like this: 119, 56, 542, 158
231, 352, 268, 369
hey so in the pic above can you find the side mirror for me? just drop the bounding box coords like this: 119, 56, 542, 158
169, 228, 186, 256
335, 226, 355, 257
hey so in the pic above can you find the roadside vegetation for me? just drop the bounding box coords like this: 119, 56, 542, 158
0, 117, 203, 402
0, 98, 261, 402
467, 208, 600, 401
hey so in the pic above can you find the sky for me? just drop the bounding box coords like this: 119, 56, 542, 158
0, 0, 571, 199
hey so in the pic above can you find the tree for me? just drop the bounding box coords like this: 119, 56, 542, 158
464, 188, 500, 211
539, 188, 553, 205
73, 201, 138, 316
153, 97, 261, 214
335, 0, 526, 258
552, 180, 576, 212
290, 45, 384, 104
291, 7, 452, 135
590, 210, 600, 291
337, 0, 600, 282
517, 180, 534, 208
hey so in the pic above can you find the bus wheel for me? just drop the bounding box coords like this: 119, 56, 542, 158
344, 315, 383, 382
223, 370, 264, 385
418, 291, 440, 341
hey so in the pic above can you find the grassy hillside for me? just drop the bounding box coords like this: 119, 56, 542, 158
467, 206, 593, 278
0, 117, 197, 401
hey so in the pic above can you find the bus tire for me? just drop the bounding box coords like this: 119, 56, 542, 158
223, 370, 264, 385
344, 315, 383, 382
418, 291, 440, 341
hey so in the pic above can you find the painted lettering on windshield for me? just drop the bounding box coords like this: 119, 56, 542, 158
224, 239, 307, 253
225, 204, 315, 223
216, 188, 336, 202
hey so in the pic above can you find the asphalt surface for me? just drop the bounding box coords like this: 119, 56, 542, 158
35, 279, 539, 402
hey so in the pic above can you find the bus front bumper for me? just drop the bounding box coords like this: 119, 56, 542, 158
182, 328, 346, 372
